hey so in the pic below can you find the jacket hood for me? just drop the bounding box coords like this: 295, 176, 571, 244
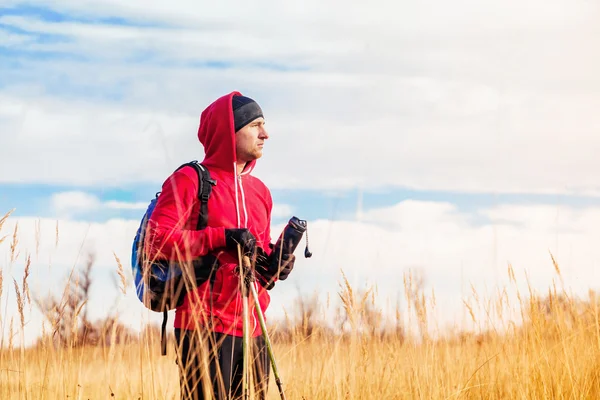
197, 91, 257, 175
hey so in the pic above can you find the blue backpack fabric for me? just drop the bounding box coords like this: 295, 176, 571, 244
131, 160, 217, 354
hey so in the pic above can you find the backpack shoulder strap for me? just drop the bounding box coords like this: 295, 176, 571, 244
175, 160, 217, 230
156, 161, 216, 356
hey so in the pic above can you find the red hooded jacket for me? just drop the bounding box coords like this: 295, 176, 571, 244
144, 91, 274, 337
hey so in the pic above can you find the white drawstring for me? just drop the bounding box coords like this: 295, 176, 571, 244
232, 161, 242, 339
238, 170, 257, 332
233, 161, 257, 333
240, 175, 248, 229
233, 162, 241, 228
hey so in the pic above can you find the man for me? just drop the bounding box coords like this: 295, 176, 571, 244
144, 92, 295, 399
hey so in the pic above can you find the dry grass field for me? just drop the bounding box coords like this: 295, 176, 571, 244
2, 209, 600, 399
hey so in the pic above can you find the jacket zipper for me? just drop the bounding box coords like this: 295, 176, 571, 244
238, 174, 258, 334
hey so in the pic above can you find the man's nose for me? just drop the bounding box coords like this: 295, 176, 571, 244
260, 127, 269, 139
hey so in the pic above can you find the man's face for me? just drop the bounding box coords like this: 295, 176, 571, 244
235, 117, 269, 163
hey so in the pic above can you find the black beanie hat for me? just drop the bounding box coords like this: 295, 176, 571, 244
232, 95, 264, 132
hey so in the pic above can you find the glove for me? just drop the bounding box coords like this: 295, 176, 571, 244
254, 246, 295, 290
224, 229, 257, 257
269, 253, 295, 281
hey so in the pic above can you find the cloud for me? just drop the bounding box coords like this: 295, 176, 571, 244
0, 14, 343, 65
49, 190, 291, 220
51, 191, 101, 214
3, 73, 600, 196
50, 191, 147, 218
0, 28, 34, 47
103, 200, 148, 210
271, 203, 293, 219
1, 1, 600, 196
3, 198, 600, 345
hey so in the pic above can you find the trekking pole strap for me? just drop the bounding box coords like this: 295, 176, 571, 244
161, 310, 168, 356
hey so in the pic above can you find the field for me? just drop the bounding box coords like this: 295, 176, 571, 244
2, 209, 600, 399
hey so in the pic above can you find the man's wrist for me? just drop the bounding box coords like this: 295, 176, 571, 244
256, 271, 275, 290
215, 227, 227, 249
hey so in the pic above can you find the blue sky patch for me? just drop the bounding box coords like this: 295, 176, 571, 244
0, 4, 166, 28
0, 47, 88, 62
2, 181, 600, 226
0, 5, 309, 76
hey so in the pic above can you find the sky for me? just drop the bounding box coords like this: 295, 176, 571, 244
1, 1, 600, 346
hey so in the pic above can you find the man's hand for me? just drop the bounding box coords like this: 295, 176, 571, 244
269, 253, 295, 281
254, 247, 296, 289
224, 229, 257, 257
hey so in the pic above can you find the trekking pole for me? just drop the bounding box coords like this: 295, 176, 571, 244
242, 256, 288, 400
236, 217, 310, 400
238, 247, 251, 400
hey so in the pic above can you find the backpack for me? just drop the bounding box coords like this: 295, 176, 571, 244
131, 160, 217, 355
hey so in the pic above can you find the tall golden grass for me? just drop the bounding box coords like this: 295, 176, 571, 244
1, 209, 600, 399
